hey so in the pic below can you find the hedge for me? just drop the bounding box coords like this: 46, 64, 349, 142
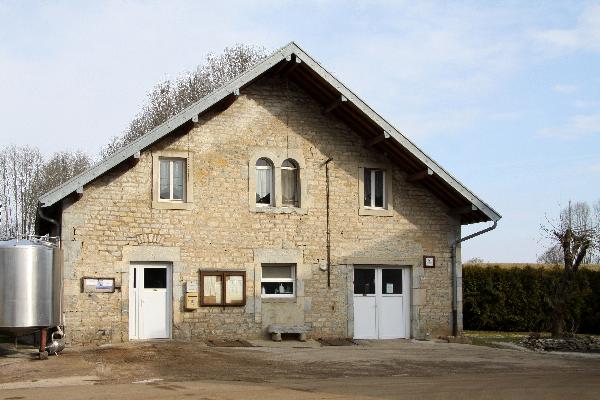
463, 265, 600, 334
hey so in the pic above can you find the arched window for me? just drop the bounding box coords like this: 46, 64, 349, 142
256, 158, 274, 206
281, 159, 299, 207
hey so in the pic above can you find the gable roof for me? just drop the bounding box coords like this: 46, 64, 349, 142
39, 42, 500, 224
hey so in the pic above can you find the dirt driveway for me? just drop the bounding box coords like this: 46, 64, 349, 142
1, 339, 599, 399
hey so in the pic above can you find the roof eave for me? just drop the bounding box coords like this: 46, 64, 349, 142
38, 43, 297, 208
39, 41, 501, 225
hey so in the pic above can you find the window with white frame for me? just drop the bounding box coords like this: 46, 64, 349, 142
281, 159, 299, 207
261, 264, 295, 298
364, 168, 385, 208
159, 158, 186, 202
256, 158, 274, 206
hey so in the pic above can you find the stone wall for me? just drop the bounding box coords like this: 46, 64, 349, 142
60, 76, 461, 345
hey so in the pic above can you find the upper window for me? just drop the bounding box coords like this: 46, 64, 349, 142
256, 158, 274, 206
281, 159, 299, 207
358, 164, 393, 216
159, 158, 186, 202
152, 151, 193, 210
261, 264, 295, 298
364, 168, 385, 209
248, 150, 306, 213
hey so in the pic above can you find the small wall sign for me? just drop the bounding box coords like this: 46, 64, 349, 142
82, 277, 115, 293
423, 256, 436, 268
186, 281, 198, 293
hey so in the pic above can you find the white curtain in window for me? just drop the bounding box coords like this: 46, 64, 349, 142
172, 160, 185, 200
160, 160, 170, 199
256, 167, 272, 204
282, 170, 298, 205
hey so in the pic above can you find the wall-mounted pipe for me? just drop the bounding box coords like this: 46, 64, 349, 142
37, 204, 64, 344
324, 157, 334, 288
451, 220, 498, 336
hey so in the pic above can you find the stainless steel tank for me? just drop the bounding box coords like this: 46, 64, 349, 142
0, 238, 62, 336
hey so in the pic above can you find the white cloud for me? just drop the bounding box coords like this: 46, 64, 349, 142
538, 113, 600, 139
323, 5, 528, 141
552, 84, 578, 94
390, 108, 482, 139
533, 4, 600, 53
590, 162, 600, 174
0, 1, 280, 155
488, 111, 522, 121
573, 99, 595, 109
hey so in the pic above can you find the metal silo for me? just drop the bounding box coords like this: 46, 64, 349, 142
0, 237, 62, 337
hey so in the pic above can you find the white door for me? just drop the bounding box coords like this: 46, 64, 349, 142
129, 263, 172, 340
353, 267, 410, 339
353, 268, 378, 339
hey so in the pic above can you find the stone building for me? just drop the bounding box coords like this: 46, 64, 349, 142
37, 42, 500, 346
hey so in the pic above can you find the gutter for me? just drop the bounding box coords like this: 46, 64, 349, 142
451, 219, 498, 336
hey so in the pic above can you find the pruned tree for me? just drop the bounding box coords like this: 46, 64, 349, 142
101, 44, 267, 158
541, 201, 600, 336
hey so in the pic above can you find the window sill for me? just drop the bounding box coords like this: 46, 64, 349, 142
200, 304, 246, 307
251, 206, 308, 215
152, 201, 193, 210
261, 297, 297, 303
358, 207, 393, 216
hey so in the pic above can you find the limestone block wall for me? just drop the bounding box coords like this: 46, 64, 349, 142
59, 76, 460, 345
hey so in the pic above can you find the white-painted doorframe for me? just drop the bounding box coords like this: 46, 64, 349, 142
353, 266, 411, 339
128, 262, 173, 340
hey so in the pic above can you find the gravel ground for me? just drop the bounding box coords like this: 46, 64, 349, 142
1, 339, 599, 399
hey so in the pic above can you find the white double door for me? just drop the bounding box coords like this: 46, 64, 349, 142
129, 263, 172, 340
353, 267, 410, 339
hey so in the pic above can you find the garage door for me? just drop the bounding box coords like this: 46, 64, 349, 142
353, 267, 410, 339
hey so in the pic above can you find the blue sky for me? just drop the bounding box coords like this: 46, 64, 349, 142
1, 1, 598, 262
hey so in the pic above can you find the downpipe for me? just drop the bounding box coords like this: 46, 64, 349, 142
451, 220, 497, 336
323, 157, 334, 288
37, 204, 65, 357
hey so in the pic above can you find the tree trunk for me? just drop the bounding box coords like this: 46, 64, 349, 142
551, 270, 574, 338
551, 305, 565, 337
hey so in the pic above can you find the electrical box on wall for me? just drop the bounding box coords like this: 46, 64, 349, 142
184, 280, 199, 310
185, 293, 199, 310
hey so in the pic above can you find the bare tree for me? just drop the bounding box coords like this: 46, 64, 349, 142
542, 201, 600, 336
0, 145, 43, 238
0, 146, 91, 239
36, 151, 91, 196
465, 257, 484, 264
101, 44, 267, 158
536, 244, 563, 264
